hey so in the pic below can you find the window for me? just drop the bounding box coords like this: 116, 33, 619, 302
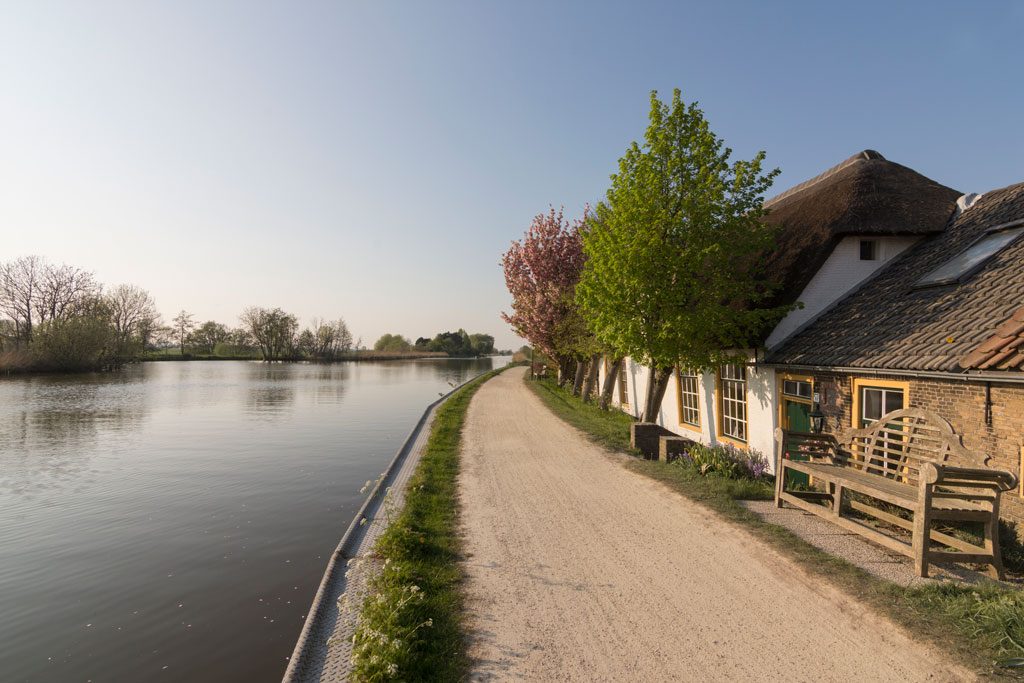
852, 379, 909, 476
618, 363, 629, 407
858, 385, 905, 428
676, 369, 700, 428
860, 239, 877, 261
915, 223, 1024, 288
718, 365, 747, 443
782, 379, 812, 400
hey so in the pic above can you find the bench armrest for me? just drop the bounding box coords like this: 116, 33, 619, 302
920, 463, 1018, 492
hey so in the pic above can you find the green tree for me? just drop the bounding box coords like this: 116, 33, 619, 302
577, 89, 786, 421
468, 333, 495, 356
373, 333, 412, 352
189, 320, 229, 355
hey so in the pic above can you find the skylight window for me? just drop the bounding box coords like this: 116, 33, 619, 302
914, 222, 1024, 288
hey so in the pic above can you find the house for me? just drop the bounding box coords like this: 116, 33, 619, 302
765, 180, 1024, 524
600, 150, 961, 468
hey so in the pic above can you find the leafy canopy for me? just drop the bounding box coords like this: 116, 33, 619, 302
577, 89, 786, 371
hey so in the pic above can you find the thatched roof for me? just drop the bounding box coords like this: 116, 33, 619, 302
767, 181, 1024, 372
760, 150, 961, 310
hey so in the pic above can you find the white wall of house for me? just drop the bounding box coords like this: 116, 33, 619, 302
765, 235, 920, 350
601, 357, 779, 471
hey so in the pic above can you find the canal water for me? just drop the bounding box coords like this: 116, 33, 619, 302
0, 357, 504, 682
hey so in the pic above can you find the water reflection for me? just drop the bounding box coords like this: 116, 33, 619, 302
0, 372, 150, 497
0, 357, 505, 682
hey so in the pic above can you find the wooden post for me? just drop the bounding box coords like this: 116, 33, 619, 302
773, 428, 786, 508
985, 495, 1005, 580
912, 477, 933, 578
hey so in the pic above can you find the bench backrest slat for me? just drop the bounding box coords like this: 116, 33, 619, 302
837, 408, 988, 485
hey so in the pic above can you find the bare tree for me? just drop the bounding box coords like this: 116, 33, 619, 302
107, 284, 159, 354
37, 262, 98, 324
171, 310, 196, 356
307, 317, 353, 360
0, 256, 42, 345
240, 307, 298, 361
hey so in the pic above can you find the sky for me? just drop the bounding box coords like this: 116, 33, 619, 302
2, 1, 1023, 350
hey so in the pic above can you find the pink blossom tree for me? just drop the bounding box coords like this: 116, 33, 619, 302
501, 207, 587, 385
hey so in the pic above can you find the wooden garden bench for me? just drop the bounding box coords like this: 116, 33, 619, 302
774, 408, 1018, 579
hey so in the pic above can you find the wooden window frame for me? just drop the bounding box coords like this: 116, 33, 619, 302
851, 377, 912, 480
716, 365, 748, 449
618, 360, 630, 409
850, 377, 910, 429
675, 368, 701, 433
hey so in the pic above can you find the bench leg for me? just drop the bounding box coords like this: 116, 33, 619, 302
774, 462, 786, 509
912, 485, 933, 578
832, 483, 844, 518
985, 498, 1005, 581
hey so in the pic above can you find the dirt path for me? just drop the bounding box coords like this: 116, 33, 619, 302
457, 368, 973, 682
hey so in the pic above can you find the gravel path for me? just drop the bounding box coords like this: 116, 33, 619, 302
458, 368, 973, 682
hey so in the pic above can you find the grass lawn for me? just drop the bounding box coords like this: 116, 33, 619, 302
527, 375, 1024, 677
349, 364, 513, 681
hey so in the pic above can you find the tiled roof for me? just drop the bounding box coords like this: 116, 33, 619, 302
766, 181, 1024, 372
960, 307, 1024, 370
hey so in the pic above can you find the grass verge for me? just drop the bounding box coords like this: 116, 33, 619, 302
527, 375, 1024, 677
348, 364, 513, 681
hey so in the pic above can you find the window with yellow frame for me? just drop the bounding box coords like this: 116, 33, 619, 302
618, 361, 630, 408
675, 368, 700, 431
851, 377, 910, 476
717, 365, 748, 445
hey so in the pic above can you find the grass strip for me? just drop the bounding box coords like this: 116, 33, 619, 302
526, 375, 1024, 677
348, 365, 512, 682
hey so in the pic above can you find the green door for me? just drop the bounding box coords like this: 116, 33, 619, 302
783, 399, 811, 487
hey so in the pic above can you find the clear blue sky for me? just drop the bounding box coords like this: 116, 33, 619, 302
2, 1, 1022, 349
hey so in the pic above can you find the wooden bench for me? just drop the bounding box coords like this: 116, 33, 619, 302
774, 408, 1018, 579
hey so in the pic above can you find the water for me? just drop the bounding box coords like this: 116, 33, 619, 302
0, 357, 504, 682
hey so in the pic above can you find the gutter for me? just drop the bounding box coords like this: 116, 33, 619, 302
761, 363, 1024, 386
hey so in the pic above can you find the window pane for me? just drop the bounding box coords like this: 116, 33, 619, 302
884, 390, 904, 414
862, 388, 882, 422
783, 379, 812, 399
916, 227, 1024, 287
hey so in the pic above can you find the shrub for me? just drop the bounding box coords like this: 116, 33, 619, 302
674, 443, 770, 481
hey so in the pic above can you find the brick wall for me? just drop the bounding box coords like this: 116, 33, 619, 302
808, 371, 1024, 525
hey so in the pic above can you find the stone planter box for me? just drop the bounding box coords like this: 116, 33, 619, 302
630, 422, 676, 460
659, 436, 696, 463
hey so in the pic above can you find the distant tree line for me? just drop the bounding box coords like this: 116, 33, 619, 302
373, 329, 496, 357
0, 256, 360, 371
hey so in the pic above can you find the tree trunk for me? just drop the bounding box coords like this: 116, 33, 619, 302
599, 357, 623, 410
572, 359, 587, 396
642, 366, 674, 423
557, 356, 574, 387
581, 353, 601, 403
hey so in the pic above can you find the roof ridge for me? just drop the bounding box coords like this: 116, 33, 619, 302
764, 150, 884, 208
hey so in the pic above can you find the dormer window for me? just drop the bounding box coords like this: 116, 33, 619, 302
914, 219, 1024, 289
859, 240, 877, 261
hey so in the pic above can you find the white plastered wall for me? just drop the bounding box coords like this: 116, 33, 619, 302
599, 356, 779, 471
765, 235, 920, 349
